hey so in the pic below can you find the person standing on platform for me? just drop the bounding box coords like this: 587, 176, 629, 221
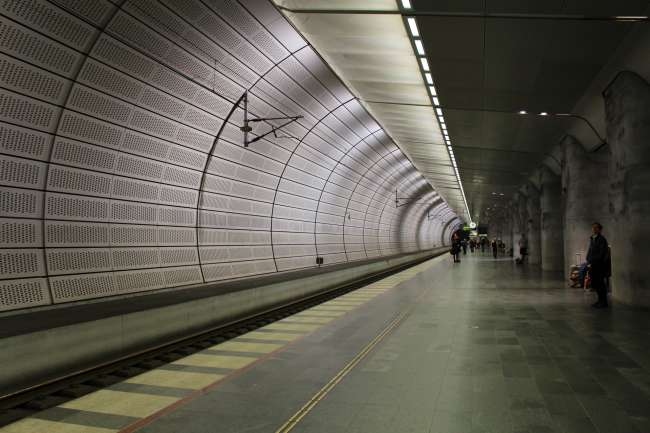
587, 222, 609, 308
492, 239, 498, 259
462, 239, 468, 255
451, 232, 461, 263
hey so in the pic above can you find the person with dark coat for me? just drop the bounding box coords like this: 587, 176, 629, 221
491, 239, 498, 259
587, 222, 609, 308
451, 232, 461, 263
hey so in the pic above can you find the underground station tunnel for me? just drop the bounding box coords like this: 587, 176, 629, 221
0, 0, 649, 432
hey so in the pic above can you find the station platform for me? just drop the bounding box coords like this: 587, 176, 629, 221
2, 253, 650, 433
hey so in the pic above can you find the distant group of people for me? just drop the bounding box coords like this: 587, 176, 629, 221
450, 235, 506, 263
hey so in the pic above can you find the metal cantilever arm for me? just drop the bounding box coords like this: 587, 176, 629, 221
238, 91, 303, 148
245, 116, 303, 146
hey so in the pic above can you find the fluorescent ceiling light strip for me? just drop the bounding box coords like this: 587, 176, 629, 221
414, 39, 425, 55
401, 16, 472, 223
407, 17, 419, 37
402, 0, 412, 9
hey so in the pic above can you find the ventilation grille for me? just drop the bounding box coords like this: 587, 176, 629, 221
0, 278, 50, 311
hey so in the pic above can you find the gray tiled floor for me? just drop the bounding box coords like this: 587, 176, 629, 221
141, 254, 650, 433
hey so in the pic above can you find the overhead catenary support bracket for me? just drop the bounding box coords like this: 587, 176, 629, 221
395, 189, 436, 208
238, 91, 303, 147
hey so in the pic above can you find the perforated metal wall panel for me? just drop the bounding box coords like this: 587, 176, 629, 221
0, 0, 456, 312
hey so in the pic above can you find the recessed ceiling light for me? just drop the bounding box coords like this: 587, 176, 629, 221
424, 73, 433, 85
428, 85, 437, 96
436, 108, 443, 116
518, 110, 527, 114
441, 124, 447, 130
420, 58, 430, 71
439, 115, 445, 123
615, 15, 648, 21
414, 39, 425, 55
401, 0, 412, 9
540, 112, 548, 116
432, 96, 440, 106
407, 18, 419, 37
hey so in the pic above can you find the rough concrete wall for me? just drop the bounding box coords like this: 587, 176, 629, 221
501, 212, 513, 256
604, 72, 650, 307
525, 184, 542, 265
515, 193, 529, 259
561, 136, 611, 274
539, 167, 564, 272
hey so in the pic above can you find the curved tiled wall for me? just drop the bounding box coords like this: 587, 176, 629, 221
0, 0, 459, 312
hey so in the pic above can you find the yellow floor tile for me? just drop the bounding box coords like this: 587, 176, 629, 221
295, 310, 345, 317
309, 306, 353, 311
212, 341, 282, 354
59, 389, 177, 418
126, 369, 223, 390
0, 418, 117, 433
337, 297, 374, 302
263, 323, 321, 332
240, 331, 301, 341
281, 316, 334, 324
173, 353, 257, 369
323, 301, 365, 306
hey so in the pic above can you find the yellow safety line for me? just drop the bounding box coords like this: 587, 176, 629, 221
274, 310, 411, 433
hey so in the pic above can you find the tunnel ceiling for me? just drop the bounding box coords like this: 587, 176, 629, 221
274, 0, 650, 225
273, 0, 469, 222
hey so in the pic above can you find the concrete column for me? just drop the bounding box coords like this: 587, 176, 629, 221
524, 184, 541, 265
561, 135, 611, 275
603, 71, 650, 306
513, 193, 528, 260
501, 208, 513, 256
539, 167, 564, 271
507, 202, 517, 256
